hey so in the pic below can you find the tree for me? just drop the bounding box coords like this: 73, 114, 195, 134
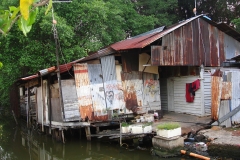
0, 0, 157, 115
133, 0, 179, 27
0, 0, 51, 36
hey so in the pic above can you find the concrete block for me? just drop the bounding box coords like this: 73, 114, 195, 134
152, 136, 184, 150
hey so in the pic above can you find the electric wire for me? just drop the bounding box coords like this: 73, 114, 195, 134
51, 5, 74, 77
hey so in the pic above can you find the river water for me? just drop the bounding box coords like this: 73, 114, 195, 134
3, 118, 235, 160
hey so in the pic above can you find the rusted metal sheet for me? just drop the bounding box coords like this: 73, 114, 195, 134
211, 76, 222, 120
192, 19, 200, 66
121, 71, 143, 113
151, 46, 161, 66
221, 82, 232, 100
87, 64, 107, 119
151, 18, 233, 67
143, 73, 161, 111
199, 19, 211, 66
39, 66, 56, 76
61, 79, 80, 121
209, 25, 220, 66
74, 64, 93, 120
121, 51, 139, 72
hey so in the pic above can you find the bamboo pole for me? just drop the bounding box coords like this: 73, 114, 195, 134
180, 150, 210, 160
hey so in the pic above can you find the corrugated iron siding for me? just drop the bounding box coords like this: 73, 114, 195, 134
160, 78, 168, 111
121, 71, 142, 113
203, 70, 212, 115
219, 100, 231, 127
172, 76, 202, 116
101, 56, 125, 112
230, 71, 240, 123
74, 64, 93, 120
87, 64, 107, 118
151, 18, 240, 67
143, 73, 161, 111
224, 34, 240, 59
101, 56, 117, 81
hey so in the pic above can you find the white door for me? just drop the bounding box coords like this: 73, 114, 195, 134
167, 78, 174, 111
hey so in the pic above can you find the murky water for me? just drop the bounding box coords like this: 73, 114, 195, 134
0, 119, 229, 160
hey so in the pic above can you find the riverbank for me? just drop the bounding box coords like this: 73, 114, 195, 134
149, 112, 240, 158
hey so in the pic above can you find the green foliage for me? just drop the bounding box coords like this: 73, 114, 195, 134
134, 0, 178, 27
121, 122, 129, 127
157, 122, 180, 130
232, 18, 240, 33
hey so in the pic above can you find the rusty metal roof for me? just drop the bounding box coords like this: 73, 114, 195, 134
20, 58, 85, 81
111, 15, 203, 50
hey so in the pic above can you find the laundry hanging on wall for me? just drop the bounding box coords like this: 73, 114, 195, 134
186, 79, 200, 102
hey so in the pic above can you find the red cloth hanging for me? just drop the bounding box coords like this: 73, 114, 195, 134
192, 79, 200, 91
186, 83, 194, 102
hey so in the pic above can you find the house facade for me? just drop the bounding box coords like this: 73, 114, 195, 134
15, 14, 240, 134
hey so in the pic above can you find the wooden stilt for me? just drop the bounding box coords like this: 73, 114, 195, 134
61, 130, 65, 143
85, 126, 91, 141
96, 127, 100, 134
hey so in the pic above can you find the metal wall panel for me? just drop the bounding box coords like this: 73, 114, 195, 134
203, 70, 212, 115
151, 18, 237, 67
101, 56, 117, 81
143, 73, 161, 111
224, 34, 240, 60
74, 64, 93, 120
61, 79, 80, 122
221, 82, 232, 100
121, 71, 143, 113
171, 76, 202, 115
160, 78, 168, 110
101, 56, 125, 112
219, 100, 231, 127
211, 76, 222, 120
87, 64, 107, 118
230, 72, 240, 123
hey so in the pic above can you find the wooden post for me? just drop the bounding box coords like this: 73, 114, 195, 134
85, 126, 91, 141
61, 130, 65, 143
96, 127, 100, 134
181, 150, 210, 160
120, 122, 122, 146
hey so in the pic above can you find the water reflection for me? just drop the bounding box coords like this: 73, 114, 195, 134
0, 121, 196, 160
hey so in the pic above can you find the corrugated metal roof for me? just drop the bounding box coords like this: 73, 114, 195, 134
20, 57, 85, 81
80, 14, 240, 62
21, 74, 39, 81
111, 15, 203, 51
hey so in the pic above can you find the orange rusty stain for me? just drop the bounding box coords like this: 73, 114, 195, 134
211, 76, 222, 121
93, 115, 108, 121
123, 85, 139, 113
79, 104, 93, 121
221, 82, 232, 100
